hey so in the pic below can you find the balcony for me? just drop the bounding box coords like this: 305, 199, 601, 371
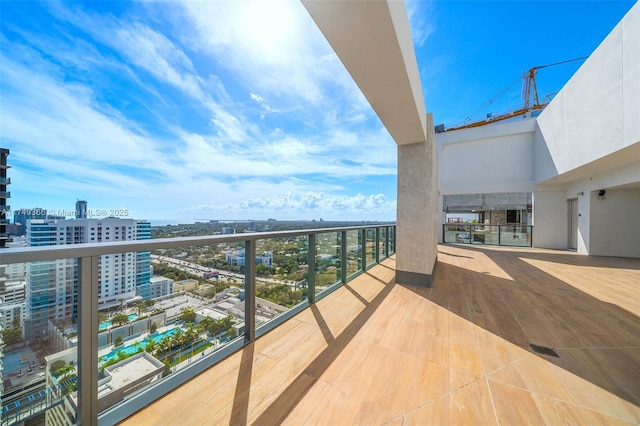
1, 227, 638, 425
117, 244, 640, 425
0, 225, 395, 425
0, 178, 10, 185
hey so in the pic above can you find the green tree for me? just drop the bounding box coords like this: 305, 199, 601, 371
1, 327, 22, 345
227, 327, 237, 339
50, 360, 66, 374
172, 328, 185, 348
150, 323, 158, 334
256, 263, 267, 276
114, 336, 124, 347
112, 313, 130, 326
180, 308, 197, 323
185, 323, 199, 343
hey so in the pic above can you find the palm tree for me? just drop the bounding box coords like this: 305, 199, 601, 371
172, 329, 185, 349
185, 323, 199, 343
156, 336, 171, 358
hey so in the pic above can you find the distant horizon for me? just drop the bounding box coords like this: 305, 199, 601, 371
148, 218, 396, 227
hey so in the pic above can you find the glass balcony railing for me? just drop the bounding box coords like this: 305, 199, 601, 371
0, 224, 395, 425
442, 223, 533, 247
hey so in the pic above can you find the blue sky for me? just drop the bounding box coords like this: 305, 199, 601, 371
1, 0, 635, 224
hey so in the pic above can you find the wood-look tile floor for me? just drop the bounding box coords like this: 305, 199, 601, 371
121, 245, 640, 425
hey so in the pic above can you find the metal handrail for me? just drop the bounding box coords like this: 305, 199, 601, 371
0, 223, 396, 425
0, 224, 394, 264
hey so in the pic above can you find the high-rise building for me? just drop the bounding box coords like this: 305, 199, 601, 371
75, 200, 87, 219
13, 207, 47, 236
0, 148, 10, 248
0, 147, 9, 413
24, 218, 152, 339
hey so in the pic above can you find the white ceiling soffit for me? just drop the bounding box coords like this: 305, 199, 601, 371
302, 0, 427, 146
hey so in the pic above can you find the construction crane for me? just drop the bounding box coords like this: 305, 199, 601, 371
443, 57, 588, 132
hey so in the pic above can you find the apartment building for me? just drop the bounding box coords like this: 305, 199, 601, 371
24, 218, 152, 339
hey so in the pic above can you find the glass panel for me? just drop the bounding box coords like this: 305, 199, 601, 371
479, 225, 500, 245
379, 228, 387, 259
499, 225, 532, 247
389, 227, 395, 255
345, 230, 361, 278
1, 258, 78, 425
443, 224, 471, 243
315, 232, 341, 295
255, 236, 308, 327
95, 242, 245, 416
365, 229, 376, 267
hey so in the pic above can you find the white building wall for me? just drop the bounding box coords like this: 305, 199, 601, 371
531, 190, 567, 249
589, 188, 640, 258
437, 119, 536, 195
3, 262, 26, 281
0, 301, 26, 328
534, 5, 640, 183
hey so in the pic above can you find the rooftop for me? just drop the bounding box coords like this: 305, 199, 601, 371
100, 353, 164, 397
120, 244, 640, 424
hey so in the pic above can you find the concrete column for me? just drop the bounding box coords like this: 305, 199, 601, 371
396, 114, 439, 287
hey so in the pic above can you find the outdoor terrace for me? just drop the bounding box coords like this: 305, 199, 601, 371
120, 244, 640, 425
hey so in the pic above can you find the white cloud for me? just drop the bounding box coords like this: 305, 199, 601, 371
160, 0, 371, 115
194, 192, 396, 220
406, 0, 436, 48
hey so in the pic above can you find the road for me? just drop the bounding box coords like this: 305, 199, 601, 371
151, 255, 291, 287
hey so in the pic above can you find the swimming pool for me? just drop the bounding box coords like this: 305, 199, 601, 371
3, 351, 28, 373
99, 327, 179, 365
98, 313, 138, 331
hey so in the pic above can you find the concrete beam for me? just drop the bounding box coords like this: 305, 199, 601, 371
301, 0, 427, 146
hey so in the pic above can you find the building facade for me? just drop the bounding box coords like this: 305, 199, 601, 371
75, 200, 87, 219
0, 148, 10, 248
13, 207, 47, 236
225, 250, 273, 267
24, 218, 152, 339
149, 276, 174, 299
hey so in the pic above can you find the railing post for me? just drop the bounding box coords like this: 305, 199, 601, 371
498, 225, 502, 246
391, 226, 395, 254
244, 240, 256, 343
384, 226, 390, 258
375, 227, 380, 264
340, 230, 347, 284
77, 255, 98, 425
307, 234, 316, 303
360, 228, 367, 271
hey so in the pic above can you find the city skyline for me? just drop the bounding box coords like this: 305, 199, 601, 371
1, 0, 635, 223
